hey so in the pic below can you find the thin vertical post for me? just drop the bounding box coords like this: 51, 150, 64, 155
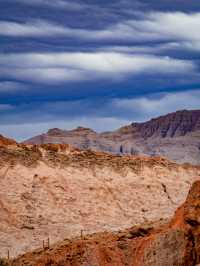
47, 237, 50, 249
7, 250, 10, 260
43, 240, 45, 249
81, 230, 83, 239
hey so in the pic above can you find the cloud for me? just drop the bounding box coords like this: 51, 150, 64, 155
1, 12, 200, 46
100, 42, 183, 54
10, 0, 90, 11
140, 12, 200, 42
0, 52, 194, 84
1, 68, 88, 84
0, 104, 14, 111
111, 89, 200, 120
1, 12, 200, 55
0, 81, 28, 93
0, 20, 70, 37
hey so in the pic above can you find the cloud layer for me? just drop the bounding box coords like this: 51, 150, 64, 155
1, 12, 200, 46
1, 2, 200, 140
14, 0, 89, 11
0, 51, 195, 84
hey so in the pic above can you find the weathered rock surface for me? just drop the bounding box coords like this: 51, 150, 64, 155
10, 181, 200, 266
0, 134, 17, 146
0, 144, 200, 258
23, 110, 200, 165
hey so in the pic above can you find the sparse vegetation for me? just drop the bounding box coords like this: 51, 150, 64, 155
0, 258, 8, 266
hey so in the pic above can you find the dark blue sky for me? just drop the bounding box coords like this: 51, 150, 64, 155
0, 0, 200, 140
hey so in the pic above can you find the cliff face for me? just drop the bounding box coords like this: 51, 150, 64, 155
131, 109, 200, 138
23, 110, 200, 165
0, 144, 200, 258
11, 181, 200, 266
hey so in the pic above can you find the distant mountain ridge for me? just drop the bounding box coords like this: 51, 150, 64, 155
23, 109, 200, 165
130, 109, 200, 138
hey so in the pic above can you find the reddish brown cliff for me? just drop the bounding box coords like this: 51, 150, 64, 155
131, 109, 200, 138
10, 181, 200, 266
0, 134, 17, 146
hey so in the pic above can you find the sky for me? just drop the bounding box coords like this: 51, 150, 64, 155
0, 0, 200, 141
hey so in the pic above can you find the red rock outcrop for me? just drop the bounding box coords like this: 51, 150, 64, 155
10, 181, 200, 266
0, 134, 17, 146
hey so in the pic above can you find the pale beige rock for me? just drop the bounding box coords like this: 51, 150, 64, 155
0, 144, 200, 258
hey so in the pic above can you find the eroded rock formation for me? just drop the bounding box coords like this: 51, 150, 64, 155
0, 134, 17, 146
0, 144, 200, 258
10, 181, 200, 266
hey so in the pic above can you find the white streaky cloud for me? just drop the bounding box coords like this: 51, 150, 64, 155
112, 90, 200, 120
178, 41, 200, 52
0, 52, 194, 72
100, 42, 186, 54
1, 12, 200, 47
0, 19, 156, 39
0, 52, 195, 83
1, 68, 88, 84
142, 12, 200, 42
12, 0, 91, 11
114, 12, 200, 43
0, 20, 69, 37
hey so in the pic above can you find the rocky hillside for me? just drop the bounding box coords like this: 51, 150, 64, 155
0, 134, 17, 146
23, 109, 200, 165
10, 180, 200, 266
0, 143, 200, 258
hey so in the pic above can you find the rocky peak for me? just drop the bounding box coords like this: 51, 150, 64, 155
47, 128, 65, 136
135, 109, 200, 139
114, 110, 200, 139
69, 126, 97, 135
47, 127, 96, 136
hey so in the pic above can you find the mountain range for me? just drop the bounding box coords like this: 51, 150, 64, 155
24, 109, 200, 165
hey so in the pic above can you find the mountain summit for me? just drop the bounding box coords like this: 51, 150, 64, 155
24, 110, 200, 164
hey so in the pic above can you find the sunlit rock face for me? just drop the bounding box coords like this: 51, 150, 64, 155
0, 143, 200, 257
11, 181, 200, 266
